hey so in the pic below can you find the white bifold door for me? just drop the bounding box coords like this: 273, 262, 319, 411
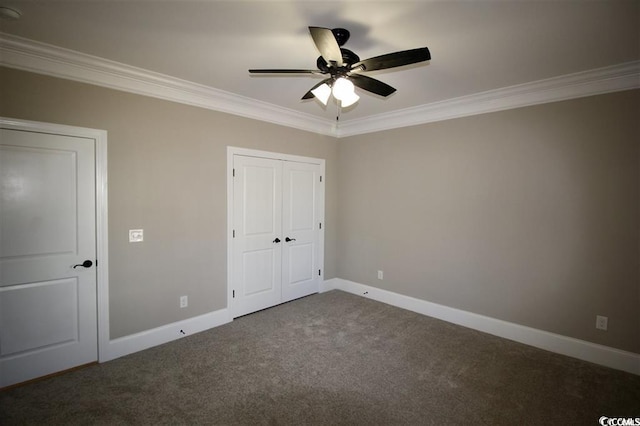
232, 154, 324, 318
0, 128, 98, 388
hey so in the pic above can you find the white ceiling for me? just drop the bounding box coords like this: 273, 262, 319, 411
0, 0, 638, 124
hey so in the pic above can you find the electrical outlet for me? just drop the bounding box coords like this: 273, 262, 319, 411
596, 315, 608, 331
377, 270, 384, 280
180, 295, 188, 308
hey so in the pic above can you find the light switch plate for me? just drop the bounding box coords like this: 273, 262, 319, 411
129, 229, 143, 242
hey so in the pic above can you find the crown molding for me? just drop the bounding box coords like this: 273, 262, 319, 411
1, 32, 638, 139
337, 60, 640, 137
0, 33, 335, 136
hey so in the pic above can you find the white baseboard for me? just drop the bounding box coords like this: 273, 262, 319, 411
323, 278, 640, 376
100, 280, 639, 375
101, 308, 231, 362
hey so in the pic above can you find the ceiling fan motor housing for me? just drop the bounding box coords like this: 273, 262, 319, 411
331, 28, 350, 46
340, 49, 360, 67
316, 49, 360, 75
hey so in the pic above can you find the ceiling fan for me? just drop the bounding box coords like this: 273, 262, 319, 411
249, 27, 431, 108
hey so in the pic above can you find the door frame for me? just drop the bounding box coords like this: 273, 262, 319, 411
0, 117, 110, 362
226, 146, 325, 319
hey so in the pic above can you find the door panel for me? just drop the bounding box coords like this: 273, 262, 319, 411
0, 279, 79, 356
287, 243, 314, 284
242, 249, 275, 295
243, 165, 278, 236
0, 128, 97, 388
0, 146, 77, 259
233, 156, 282, 317
281, 161, 320, 302
287, 170, 315, 231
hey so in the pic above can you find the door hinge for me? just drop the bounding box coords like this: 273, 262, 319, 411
233, 230, 235, 238
320, 175, 322, 183
233, 290, 235, 298
233, 168, 235, 177
319, 222, 322, 230
318, 269, 321, 276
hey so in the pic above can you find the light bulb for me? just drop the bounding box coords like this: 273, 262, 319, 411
310, 83, 331, 105
332, 78, 355, 101
340, 91, 360, 108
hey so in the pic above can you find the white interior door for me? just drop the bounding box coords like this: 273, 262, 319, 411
0, 128, 98, 388
231, 153, 323, 318
281, 161, 321, 302
232, 155, 283, 317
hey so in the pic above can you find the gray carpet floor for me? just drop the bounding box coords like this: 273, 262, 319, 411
1, 290, 639, 425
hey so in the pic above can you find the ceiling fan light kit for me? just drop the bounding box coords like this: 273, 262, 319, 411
249, 26, 430, 111
310, 83, 332, 105
332, 78, 359, 107
338, 90, 359, 108
332, 78, 353, 100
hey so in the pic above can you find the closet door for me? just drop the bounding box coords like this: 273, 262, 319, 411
281, 161, 321, 303
232, 156, 282, 317
231, 153, 323, 318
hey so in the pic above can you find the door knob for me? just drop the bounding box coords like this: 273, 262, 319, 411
273, 238, 281, 243
73, 260, 93, 269
285, 237, 296, 242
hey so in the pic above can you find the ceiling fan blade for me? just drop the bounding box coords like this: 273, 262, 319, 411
351, 47, 431, 72
309, 26, 343, 67
348, 74, 396, 97
249, 69, 321, 74
302, 78, 333, 100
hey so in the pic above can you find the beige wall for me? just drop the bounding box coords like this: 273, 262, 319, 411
2, 66, 638, 354
0, 67, 339, 338
338, 90, 640, 353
